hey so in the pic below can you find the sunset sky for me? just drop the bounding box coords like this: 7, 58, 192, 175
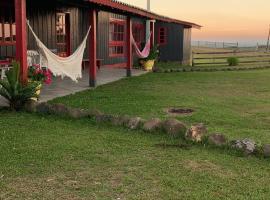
119, 0, 270, 45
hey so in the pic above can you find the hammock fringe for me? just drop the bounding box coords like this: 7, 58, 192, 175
27, 20, 91, 82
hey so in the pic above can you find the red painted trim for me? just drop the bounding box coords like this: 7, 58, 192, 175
109, 18, 126, 58
15, 0, 28, 84
87, 0, 201, 29
158, 27, 168, 45
102, 63, 127, 68
150, 21, 154, 48
89, 9, 97, 87
126, 16, 132, 76
66, 13, 71, 56
109, 18, 126, 25
0, 42, 16, 46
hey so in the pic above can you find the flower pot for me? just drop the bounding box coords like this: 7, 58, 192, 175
143, 60, 155, 71
29, 81, 42, 101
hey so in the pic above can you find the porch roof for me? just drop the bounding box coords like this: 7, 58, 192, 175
87, 0, 202, 29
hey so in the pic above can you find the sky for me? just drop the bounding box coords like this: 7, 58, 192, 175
118, 0, 270, 45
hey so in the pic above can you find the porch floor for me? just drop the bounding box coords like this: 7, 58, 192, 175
0, 67, 147, 107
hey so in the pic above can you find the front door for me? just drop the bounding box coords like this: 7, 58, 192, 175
56, 13, 70, 57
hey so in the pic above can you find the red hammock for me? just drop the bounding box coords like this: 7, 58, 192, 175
132, 32, 152, 58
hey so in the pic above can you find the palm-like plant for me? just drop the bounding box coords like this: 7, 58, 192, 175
0, 61, 39, 111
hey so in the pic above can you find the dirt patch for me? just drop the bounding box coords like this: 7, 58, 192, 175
183, 160, 236, 179
165, 108, 194, 116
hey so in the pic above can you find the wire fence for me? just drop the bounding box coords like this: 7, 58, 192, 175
192, 50, 270, 67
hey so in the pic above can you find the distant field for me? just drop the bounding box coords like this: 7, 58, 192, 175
192, 47, 270, 67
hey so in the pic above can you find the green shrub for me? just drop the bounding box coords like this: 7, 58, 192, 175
227, 57, 239, 66
0, 61, 39, 111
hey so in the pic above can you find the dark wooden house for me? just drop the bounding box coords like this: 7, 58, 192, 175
0, 0, 201, 86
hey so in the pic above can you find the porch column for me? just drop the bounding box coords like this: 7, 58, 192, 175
126, 16, 132, 77
150, 21, 155, 48
15, 0, 28, 84
89, 9, 97, 87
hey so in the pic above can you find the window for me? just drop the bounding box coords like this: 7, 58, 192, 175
56, 13, 70, 57
132, 23, 145, 49
158, 27, 167, 45
0, 8, 16, 45
109, 19, 125, 57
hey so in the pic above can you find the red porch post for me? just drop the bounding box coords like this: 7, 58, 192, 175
89, 9, 97, 87
126, 16, 132, 77
15, 0, 28, 84
150, 21, 155, 49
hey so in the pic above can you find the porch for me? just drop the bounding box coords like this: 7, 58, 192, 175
0, 67, 147, 107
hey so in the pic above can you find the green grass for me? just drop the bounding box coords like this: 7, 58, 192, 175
52, 70, 270, 143
2, 70, 270, 199
1, 111, 270, 199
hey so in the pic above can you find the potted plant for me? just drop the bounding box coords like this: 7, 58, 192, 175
141, 45, 159, 71
28, 64, 52, 101
0, 61, 39, 111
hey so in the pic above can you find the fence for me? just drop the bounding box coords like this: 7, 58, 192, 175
192, 50, 270, 67
192, 41, 239, 49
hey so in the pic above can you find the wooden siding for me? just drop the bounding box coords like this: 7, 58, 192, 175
182, 28, 192, 65
97, 11, 127, 66
0, 0, 90, 59
155, 21, 184, 62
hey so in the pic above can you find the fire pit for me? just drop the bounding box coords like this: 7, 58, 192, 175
165, 108, 194, 116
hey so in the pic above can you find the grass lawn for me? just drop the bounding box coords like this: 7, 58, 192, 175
1, 70, 270, 199
52, 70, 270, 143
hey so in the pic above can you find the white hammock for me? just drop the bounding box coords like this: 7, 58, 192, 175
27, 21, 91, 82
132, 32, 152, 59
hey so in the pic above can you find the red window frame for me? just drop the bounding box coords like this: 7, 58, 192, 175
56, 13, 71, 57
0, 6, 16, 46
109, 18, 126, 57
158, 27, 168, 45
132, 22, 145, 49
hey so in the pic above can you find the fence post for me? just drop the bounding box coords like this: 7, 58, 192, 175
192, 51, 194, 67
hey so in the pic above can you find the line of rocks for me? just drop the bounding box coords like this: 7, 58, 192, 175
24, 101, 270, 159
153, 65, 270, 73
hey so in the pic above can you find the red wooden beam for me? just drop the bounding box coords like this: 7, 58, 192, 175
126, 16, 132, 77
89, 9, 97, 87
87, 0, 201, 29
15, 0, 28, 84
150, 21, 154, 49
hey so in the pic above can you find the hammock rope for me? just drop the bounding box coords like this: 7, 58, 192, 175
132, 32, 152, 59
27, 20, 91, 82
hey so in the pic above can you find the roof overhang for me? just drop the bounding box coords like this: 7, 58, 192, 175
87, 0, 202, 29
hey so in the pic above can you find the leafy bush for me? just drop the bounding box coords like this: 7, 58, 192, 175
143, 45, 159, 61
0, 61, 39, 111
227, 57, 239, 66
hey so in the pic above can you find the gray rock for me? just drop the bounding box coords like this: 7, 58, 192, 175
185, 123, 207, 142
111, 115, 130, 126
231, 139, 256, 155
208, 133, 227, 146
162, 119, 187, 138
67, 108, 89, 119
127, 117, 143, 130
24, 100, 38, 113
95, 114, 114, 123
88, 109, 103, 118
50, 103, 69, 116
36, 102, 53, 114
143, 118, 162, 132
263, 144, 270, 158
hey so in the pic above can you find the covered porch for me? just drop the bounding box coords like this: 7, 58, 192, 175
0, 67, 147, 106
0, 0, 155, 85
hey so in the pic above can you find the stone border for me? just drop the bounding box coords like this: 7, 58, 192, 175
153, 65, 270, 73
24, 101, 270, 159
